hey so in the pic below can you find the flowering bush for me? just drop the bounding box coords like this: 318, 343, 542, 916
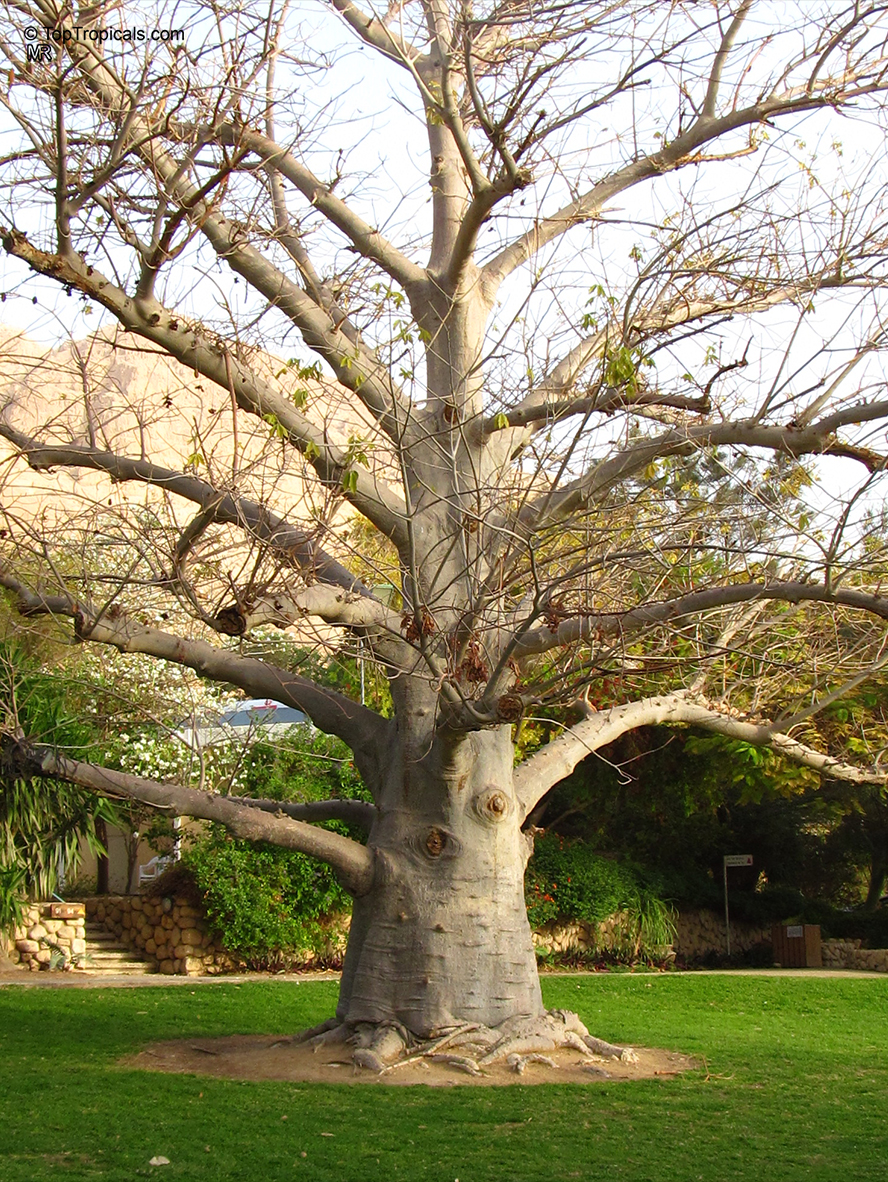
525, 833, 676, 958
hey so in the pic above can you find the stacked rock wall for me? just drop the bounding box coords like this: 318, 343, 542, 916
84, 895, 350, 975
822, 939, 888, 972
533, 908, 771, 962
85, 895, 233, 976
7, 899, 888, 975
532, 912, 668, 959
673, 909, 771, 960
8, 902, 86, 970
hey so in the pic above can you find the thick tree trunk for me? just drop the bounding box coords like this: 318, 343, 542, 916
336, 722, 542, 1038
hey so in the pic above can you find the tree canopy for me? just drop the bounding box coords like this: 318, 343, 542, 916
2, 0, 888, 1052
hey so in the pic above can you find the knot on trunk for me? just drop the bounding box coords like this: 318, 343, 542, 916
496, 693, 524, 722
0, 734, 47, 780
425, 827, 446, 857
214, 603, 247, 635
473, 789, 512, 824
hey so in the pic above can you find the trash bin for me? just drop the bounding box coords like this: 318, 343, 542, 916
771, 923, 822, 968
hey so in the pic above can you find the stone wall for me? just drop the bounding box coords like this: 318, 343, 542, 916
673, 909, 771, 961
822, 939, 888, 972
533, 908, 774, 963
86, 895, 233, 976
8, 902, 86, 971
532, 912, 671, 959
85, 895, 350, 975
8, 898, 888, 975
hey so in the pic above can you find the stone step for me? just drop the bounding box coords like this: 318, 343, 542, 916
85, 923, 118, 936
85, 932, 131, 951
81, 960, 156, 975
82, 955, 155, 975
84, 922, 156, 974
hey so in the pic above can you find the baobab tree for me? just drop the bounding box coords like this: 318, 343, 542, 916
3, 0, 888, 1068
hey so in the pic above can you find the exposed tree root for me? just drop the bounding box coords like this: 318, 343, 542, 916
311, 1009, 637, 1077
583, 1033, 639, 1063
293, 1017, 339, 1045
507, 1052, 557, 1074
426, 1053, 484, 1076
307, 1023, 352, 1051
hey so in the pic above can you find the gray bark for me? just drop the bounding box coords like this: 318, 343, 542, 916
338, 715, 542, 1037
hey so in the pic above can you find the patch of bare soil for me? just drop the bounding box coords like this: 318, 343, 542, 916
125, 1034, 696, 1086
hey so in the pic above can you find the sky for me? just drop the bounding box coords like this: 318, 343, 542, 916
1, 0, 886, 526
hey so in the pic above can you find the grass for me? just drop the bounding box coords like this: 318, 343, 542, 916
0, 973, 886, 1181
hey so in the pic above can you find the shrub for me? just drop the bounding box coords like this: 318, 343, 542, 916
0, 638, 115, 905
182, 826, 350, 969
525, 834, 676, 960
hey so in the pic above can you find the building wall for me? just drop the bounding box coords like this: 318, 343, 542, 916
76, 826, 164, 895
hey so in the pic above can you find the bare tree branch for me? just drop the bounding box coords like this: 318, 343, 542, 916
702, 1, 756, 120
1, 737, 375, 894
520, 402, 888, 532
12, 5, 418, 449
483, 82, 888, 293
328, 0, 424, 67
0, 568, 392, 777
233, 796, 377, 829
515, 693, 888, 821
230, 126, 427, 297
513, 580, 888, 659
212, 584, 404, 644
0, 419, 376, 594
0, 234, 409, 543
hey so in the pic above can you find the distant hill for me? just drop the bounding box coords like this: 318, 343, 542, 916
0, 326, 385, 650
0, 325, 376, 528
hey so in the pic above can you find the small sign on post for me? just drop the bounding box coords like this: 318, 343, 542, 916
723, 855, 753, 956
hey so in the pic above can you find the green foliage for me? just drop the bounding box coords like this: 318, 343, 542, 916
238, 639, 393, 720
0, 863, 26, 931
38, 933, 90, 971
603, 343, 642, 391
683, 734, 818, 802
261, 411, 288, 440
105, 717, 372, 806
233, 724, 370, 804
839, 906, 888, 948
0, 637, 115, 913
182, 827, 349, 969
525, 833, 675, 959
177, 725, 367, 967
538, 724, 865, 909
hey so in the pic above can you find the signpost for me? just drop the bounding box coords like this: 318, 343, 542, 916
723, 854, 753, 956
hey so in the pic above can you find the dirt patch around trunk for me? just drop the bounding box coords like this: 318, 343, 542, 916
125, 1034, 696, 1086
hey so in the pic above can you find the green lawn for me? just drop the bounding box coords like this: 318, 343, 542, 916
0, 973, 886, 1181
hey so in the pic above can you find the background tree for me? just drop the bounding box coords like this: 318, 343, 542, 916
3, 0, 888, 1064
